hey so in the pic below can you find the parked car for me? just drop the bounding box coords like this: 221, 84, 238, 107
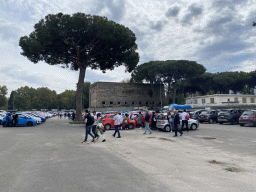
156, 113, 199, 132
190, 110, 204, 120
239, 110, 256, 126
218, 109, 244, 125
0, 113, 6, 124
198, 110, 219, 123
102, 114, 136, 130
1, 114, 37, 127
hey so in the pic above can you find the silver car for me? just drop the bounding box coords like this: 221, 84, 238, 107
156, 113, 199, 132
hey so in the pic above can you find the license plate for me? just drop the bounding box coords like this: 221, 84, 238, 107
221, 116, 224, 117
243, 116, 248, 119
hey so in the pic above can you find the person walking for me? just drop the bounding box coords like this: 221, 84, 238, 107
181, 109, 189, 132
138, 112, 143, 129
92, 111, 99, 142
151, 112, 157, 130
124, 114, 129, 130
173, 111, 183, 137
82, 110, 96, 143
113, 112, 121, 138
95, 113, 106, 142
143, 111, 152, 134
167, 112, 173, 132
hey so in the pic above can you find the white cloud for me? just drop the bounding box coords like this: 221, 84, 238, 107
1, 0, 256, 97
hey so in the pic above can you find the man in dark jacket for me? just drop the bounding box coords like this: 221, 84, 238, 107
82, 110, 95, 143
143, 111, 152, 134
173, 111, 183, 137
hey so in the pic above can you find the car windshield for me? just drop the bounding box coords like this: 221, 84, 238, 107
201, 111, 209, 115
242, 111, 253, 115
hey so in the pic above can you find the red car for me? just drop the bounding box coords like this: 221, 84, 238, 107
102, 114, 136, 130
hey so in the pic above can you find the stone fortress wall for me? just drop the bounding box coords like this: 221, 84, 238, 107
89, 82, 164, 111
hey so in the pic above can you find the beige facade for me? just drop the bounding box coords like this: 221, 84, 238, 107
186, 94, 256, 106
89, 82, 164, 110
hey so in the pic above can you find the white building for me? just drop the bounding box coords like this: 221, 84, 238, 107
186, 94, 256, 107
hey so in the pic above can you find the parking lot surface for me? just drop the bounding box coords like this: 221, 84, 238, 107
0, 117, 255, 192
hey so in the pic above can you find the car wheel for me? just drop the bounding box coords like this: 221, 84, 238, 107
240, 124, 244, 126
164, 125, 171, 132
104, 124, 111, 130
190, 124, 197, 130
2, 121, 6, 127
219, 122, 223, 124
230, 119, 236, 125
27, 121, 33, 126
129, 123, 134, 129
209, 119, 214, 124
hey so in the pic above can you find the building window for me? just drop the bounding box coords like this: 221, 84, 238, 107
132, 102, 135, 105
152, 102, 154, 104
210, 98, 214, 104
117, 101, 120, 104
242, 98, 247, 103
235, 98, 238, 102
110, 101, 113, 104
146, 102, 149, 105
159, 102, 161, 104
202, 99, 205, 104
139, 101, 142, 104
102, 101, 105, 105
251, 98, 255, 103
227, 99, 230, 102
194, 100, 197, 104
125, 102, 127, 104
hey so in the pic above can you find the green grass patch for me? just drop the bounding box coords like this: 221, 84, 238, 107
69, 121, 85, 124
225, 167, 240, 172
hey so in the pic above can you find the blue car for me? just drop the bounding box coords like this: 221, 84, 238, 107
1, 114, 37, 127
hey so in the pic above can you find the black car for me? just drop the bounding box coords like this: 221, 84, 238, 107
198, 110, 219, 123
218, 109, 244, 125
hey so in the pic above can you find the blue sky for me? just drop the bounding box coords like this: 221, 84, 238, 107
1, 0, 256, 97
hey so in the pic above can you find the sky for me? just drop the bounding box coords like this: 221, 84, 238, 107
1, 0, 256, 97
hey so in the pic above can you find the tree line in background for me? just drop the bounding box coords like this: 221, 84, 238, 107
0, 82, 91, 111
1, 64, 256, 110
131, 60, 256, 105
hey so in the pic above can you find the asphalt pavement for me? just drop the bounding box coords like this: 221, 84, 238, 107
0, 117, 171, 192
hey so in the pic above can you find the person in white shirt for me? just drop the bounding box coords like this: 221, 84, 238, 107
113, 112, 121, 138
181, 109, 189, 132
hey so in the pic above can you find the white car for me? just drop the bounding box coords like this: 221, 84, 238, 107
156, 113, 199, 132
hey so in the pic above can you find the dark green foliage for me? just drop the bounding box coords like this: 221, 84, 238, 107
19, 12, 139, 120
0, 85, 8, 109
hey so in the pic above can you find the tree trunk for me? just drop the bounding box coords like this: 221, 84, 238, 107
76, 67, 86, 121
173, 82, 176, 104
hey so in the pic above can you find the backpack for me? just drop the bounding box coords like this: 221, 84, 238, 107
185, 114, 190, 120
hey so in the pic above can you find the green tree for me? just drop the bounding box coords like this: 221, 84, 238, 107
19, 12, 139, 120
160, 60, 206, 104
131, 61, 162, 109
58, 90, 76, 109
0, 85, 8, 109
